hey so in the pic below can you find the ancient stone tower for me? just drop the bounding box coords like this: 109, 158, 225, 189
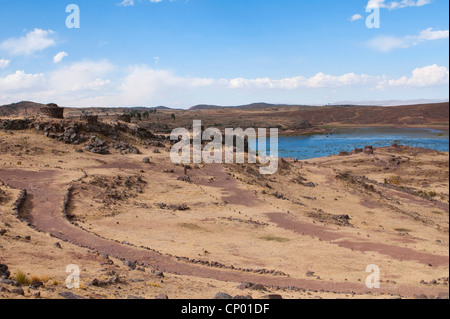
40, 103, 64, 119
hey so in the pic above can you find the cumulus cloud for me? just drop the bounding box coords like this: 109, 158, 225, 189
366, 0, 431, 10
350, 14, 363, 21
228, 73, 378, 90
0, 62, 448, 107
0, 60, 115, 105
367, 28, 449, 52
48, 60, 114, 92
418, 28, 450, 40
0, 70, 45, 92
118, 66, 216, 105
0, 29, 56, 55
0, 59, 10, 69
386, 64, 449, 87
53, 51, 68, 64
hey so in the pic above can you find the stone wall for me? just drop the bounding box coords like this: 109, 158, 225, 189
40, 104, 64, 119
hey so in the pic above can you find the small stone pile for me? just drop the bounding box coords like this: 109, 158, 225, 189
85, 136, 109, 154
112, 141, 140, 155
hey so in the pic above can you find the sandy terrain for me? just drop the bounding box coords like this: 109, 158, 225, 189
0, 117, 448, 299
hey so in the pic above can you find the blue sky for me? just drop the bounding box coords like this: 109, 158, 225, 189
0, 0, 448, 108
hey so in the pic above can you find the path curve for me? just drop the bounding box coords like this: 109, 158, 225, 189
0, 167, 447, 298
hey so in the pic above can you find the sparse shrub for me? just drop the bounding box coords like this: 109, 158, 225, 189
15, 270, 31, 286
31, 275, 50, 283
179, 223, 203, 231
395, 228, 412, 233
386, 175, 402, 185
260, 235, 290, 243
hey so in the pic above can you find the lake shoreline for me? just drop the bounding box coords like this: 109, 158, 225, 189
279, 124, 449, 137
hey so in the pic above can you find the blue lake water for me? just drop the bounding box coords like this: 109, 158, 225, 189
251, 127, 449, 160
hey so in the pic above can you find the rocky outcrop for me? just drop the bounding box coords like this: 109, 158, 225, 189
85, 136, 109, 154
0, 119, 32, 130
116, 114, 131, 123
0, 264, 11, 279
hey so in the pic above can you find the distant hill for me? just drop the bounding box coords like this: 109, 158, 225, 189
1, 101, 448, 127
190, 103, 309, 110
0, 101, 47, 117
190, 104, 223, 110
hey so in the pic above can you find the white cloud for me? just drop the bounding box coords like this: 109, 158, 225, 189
118, 66, 216, 105
0, 70, 45, 92
418, 28, 449, 40
119, 0, 164, 6
366, 0, 431, 10
0, 29, 56, 55
53, 51, 68, 64
350, 14, 363, 21
0, 61, 114, 105
0, 59, 10, 69
119, 0, 135, 6
367, 28, 449, 52
228, 73, 379, 90
387, 64, 449, 87
0, 63, 447, 107
48, 61, 114, 92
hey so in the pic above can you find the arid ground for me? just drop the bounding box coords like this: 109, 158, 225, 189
0, 107, 449, 299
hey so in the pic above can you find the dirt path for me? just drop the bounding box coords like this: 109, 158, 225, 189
267, 213, 448, 267
0, 167, 447, 298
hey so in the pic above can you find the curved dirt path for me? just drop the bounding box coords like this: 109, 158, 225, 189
0, 167, 447, 298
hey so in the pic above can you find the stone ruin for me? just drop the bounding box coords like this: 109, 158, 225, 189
80, 114, 99, 125
116, 114, 131, 123
40, 103, 64, 119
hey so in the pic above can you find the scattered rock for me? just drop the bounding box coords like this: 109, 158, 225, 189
112, 141, 140, 155
124, 260, 137, 270
85, 136, 109, 155
155, 294, 169, 299
11, 287, 24, 295
29, 280, 44, 290
0, 264, 11, 279
59, 291, 86, 299
237, 282, 254, 290
249, 284, 266, 291
214, 292, 233, 299
151, 270, 165, 278
305, 270, 315, 277
177, 176, 191, 183
233, 295, 253, 299
54, 242, 62, 249
261, 294, 283, 300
